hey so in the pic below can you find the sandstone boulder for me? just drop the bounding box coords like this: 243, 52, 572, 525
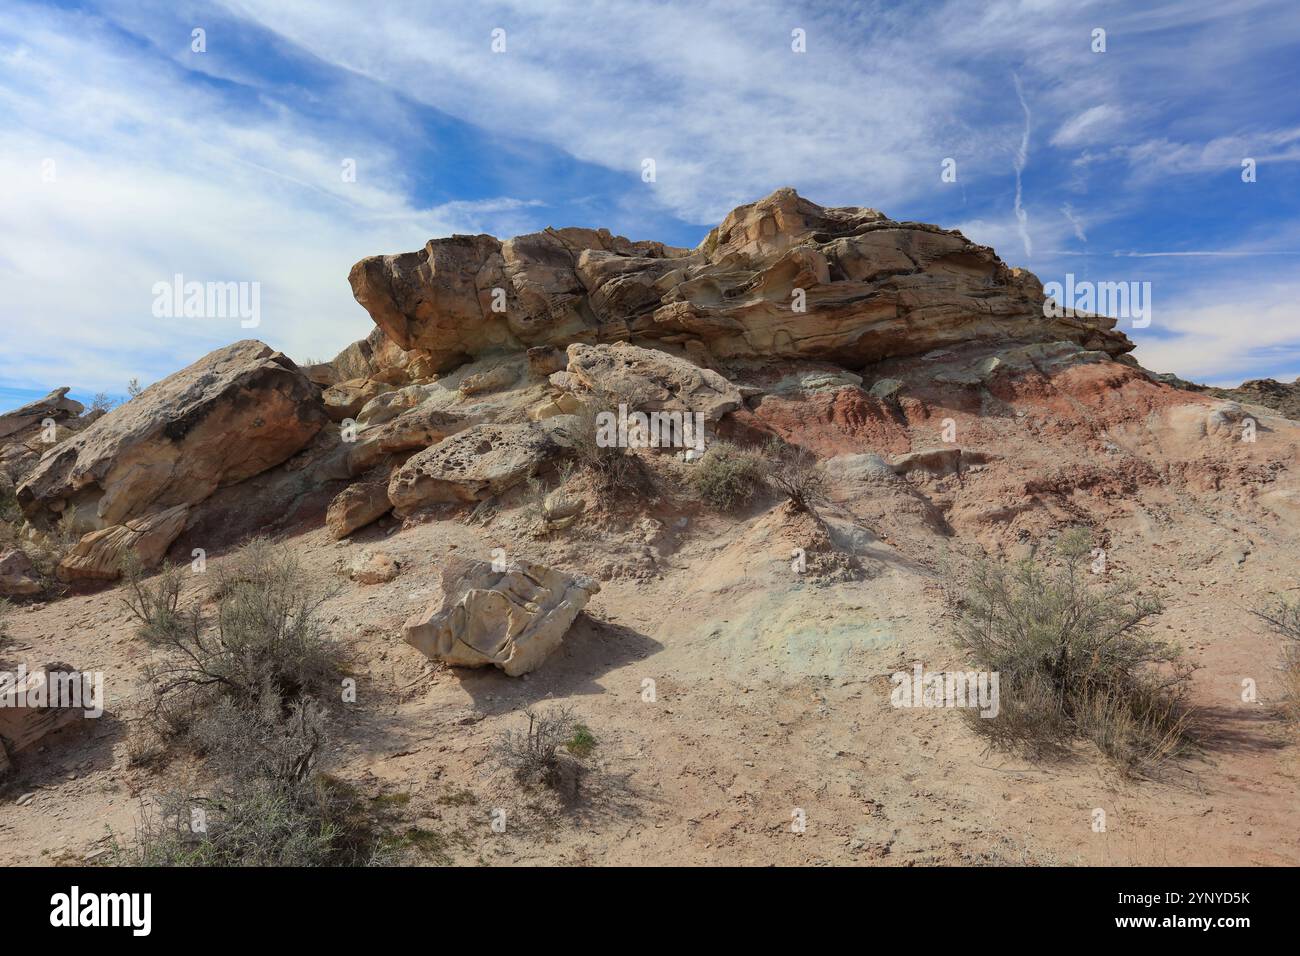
0, 549, 42, 596
326, 481, 392, 539
556, 342, 743, 424
388, 423, 556, 513
347, 549, 399, 584
322, 378, 390, 423
0, 388, 83, 442
402, 556, 600, 675
17, 342, 328, 529
344, 404, 481, 476
56, 504, 189, 582
0, 662, 94, 775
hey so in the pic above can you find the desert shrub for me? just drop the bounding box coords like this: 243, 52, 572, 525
952, 528, 1193, 773
1253, 592, 1300, 721
765, 439, 826, 512
126, 378, 143, 400
690, 441, 768, 510
123, 537, 343, 734
495, 705, 592, 788
568, 401, 645, 496
113, 698, 377, 867
89, 392, 115, 414
520, 460, 576, 533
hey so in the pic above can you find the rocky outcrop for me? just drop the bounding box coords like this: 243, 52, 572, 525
349, 229, 685, 373
387, 423, 557, 513
0, 390, 100, 485
17, 342, 329, 530
57, 504, 189, 582
402, 556, 600, 675
348, 188, 1132, 375
0, 388, 84, 441
553, 342, 743, 424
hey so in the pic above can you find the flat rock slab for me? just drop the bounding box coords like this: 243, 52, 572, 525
387, 423, 555, 513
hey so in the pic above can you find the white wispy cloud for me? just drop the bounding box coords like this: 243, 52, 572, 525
0, 1, 541, 392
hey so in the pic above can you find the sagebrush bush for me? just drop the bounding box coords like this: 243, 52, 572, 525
495, 705, 592, 788
114, 698, 378, 867
123, 538, 344, 732
568, 401, 645, 496
764, 439, 826, 512
1253, 592, 1300, 721
690, 441, 768, 510
953, 529, 1194, 773
115, 542, 373, 867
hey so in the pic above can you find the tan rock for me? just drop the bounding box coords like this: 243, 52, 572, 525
0, 549, 42, 596
0, 662, 94, 773
0, 388, 83, 441
326, 482, 391, 539
388, 423, 556, 513
17, 342, 327, 529
348, 549, 399, 584
344, 404, 481, 476
557, 342, 742, 424
347, 188, 1132, 374
402, 555, 600, 675
322, 378, 389, 423
56, 504, 189, 582
459, 364, 518, 397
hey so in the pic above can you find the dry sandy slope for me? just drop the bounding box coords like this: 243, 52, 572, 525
2, 357, 1298, 866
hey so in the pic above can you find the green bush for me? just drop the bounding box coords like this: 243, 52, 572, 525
690, 441, 768, 510
496, 705, 594, 788
124, 538, 344, 732
953, 529, 1193, 773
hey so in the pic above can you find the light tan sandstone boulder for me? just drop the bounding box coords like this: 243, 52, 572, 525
326, 481, 392, 539
17, 342, 328, 529
402, 556, 600, 675
387, 423, 557, 513
56, 504, 189, 582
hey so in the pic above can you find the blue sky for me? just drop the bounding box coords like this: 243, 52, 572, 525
2, 0, 1299, 413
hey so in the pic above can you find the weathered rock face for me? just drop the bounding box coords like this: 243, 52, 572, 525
402, 556, 600, 675
350, 228, 690, 372
0, 388, 84, 441
0, 391, 101, 485
0, 549, 42, 596
348, 188, 1132, 374
0, 662, 94, 775
326, 481, 392, 539
57, 504, 189, 582
555, 342, 743, 424
387, 423, 556, 513
17, 342, 329, 529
